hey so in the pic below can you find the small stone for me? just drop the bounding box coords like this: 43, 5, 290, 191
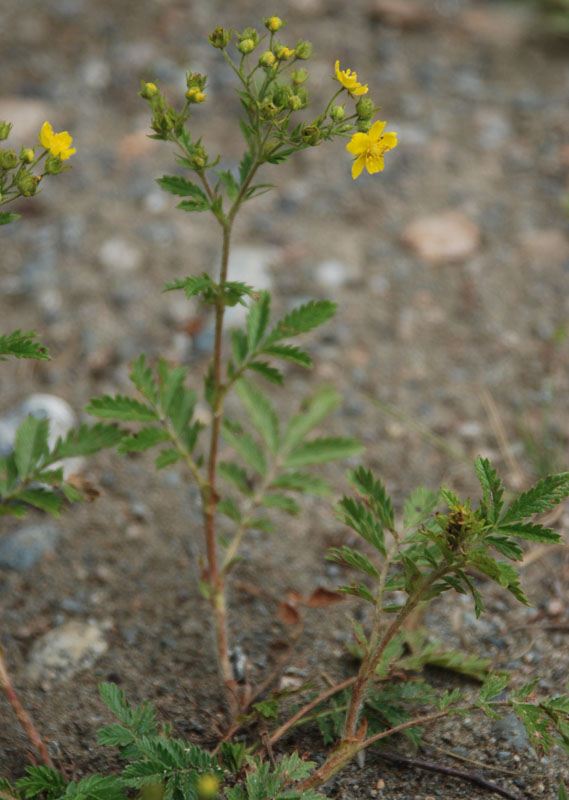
0, 98, 51, 144
98, 237, 143, 274
402, 210, 481, 265
315, 259, 352, 289
25, 620, 108, 688
368, 0, 433, 28
223, 246, 279, 327
0, 522, 60, 571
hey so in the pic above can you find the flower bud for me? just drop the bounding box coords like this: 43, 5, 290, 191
296, 87, 309, 105
330, 104, 346, 122
294, 40, 312, 60
301, 124, 320, 146
274, 43, 295, 60
17, 170, 39, 196
237, 37, 255, 54
0, 149, 18, 170
272, 85, 292, 108
44, 154, 65, 174
264, 16, 284, 32
288, 95, 302, 111
186, 87, 207, 103
186, 72, 206, 91
140, 81, 159, 100
259, 50, 276, 68
260, 100, 279, 119
20, 146, 35, 163
355, 96, 375, 120
357, 118, 373, 133
208, 26, 231, 49
291, 68, 308, 85
188, 143, 207, 170
0, 121, 12, 141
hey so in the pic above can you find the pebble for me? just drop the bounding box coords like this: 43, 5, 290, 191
0, 97, 51, 144
0, 393, 83, 477
315, 258, 352, 290
402, 210, 481, 265
98, 237, 144, 274
25, 620, 108, 689
223, 246, 279, 327
0, 522, 60, 571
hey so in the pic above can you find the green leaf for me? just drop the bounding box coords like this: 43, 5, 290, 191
560, 782, 569, 800
261, 493, 301, 515
253, 699, 279, 719
246, 291, 271, 352
244, 183, 275, 201
337, 497, 385, 555
96, 723, 134, 748
16, 766, 66, 799
471, 554, 530, 606
270, 471, 331, 496
222, 420, 266, 475
155, 449, 181, 470
260, 343, 312, 368
0, 329, 49, 361
263, 300, 337, 345
485, 534, 524, 560
70, 775, 126, 800
53, 423, 124, 459
87, 395, 158, 422
118, 426, 170, 454
157, 358, 196, 437
14, 416, 50, 477
218, 461, 252, 495
478, 673, 510, 704
500, 472, 569, 524
130, 354, 158, 404
163, 273, 214, 298
239, 149, 253, 185
218, 497, 242, 522
0, 212, 20, 225
284, 437, 363, 468
157, 175, 209, 209
282, 386, 341, 452
235, 379, 279, 454
337, 582, 376, 604
403, 486, 440, 530
327, 545, 380, 579
231, 329, 249, 365
348, 467, 395, 531
215, 169, 239, 202
246, 360, 284, 385
98, 683, 158, 736
475, 456, 504, 524
16, 488, 63, 515
496, 521, 561, 544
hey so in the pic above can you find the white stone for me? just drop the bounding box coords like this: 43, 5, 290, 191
98, 237, 143, 274
223, 246, 278, 327
315, 258, 351, 289
25, 620, 108, 688
0, 98, 51, 144
402, 210, 480, 265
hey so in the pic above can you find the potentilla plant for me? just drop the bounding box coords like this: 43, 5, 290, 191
3, 17, 569, 800
86, 17, 397, 709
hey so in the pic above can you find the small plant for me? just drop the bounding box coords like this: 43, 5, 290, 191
2, 15, 569, 799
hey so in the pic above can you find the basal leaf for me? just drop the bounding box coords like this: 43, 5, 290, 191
16, 488, 63, 515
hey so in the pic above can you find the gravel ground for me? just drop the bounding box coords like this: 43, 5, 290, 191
1, 1, 569, 797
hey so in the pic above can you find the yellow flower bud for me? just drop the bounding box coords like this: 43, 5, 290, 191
288, 95, 302, 111
208, 26, 231, 49
197, 775, 219, 800
291, 68, 308, 85
20, 147, 35, 163
259, 50, 276, 68
264, 16, 284, 32
275, 43, 295, 60
294, 40, 312, 60
330, 105, 346, 122
238, 38, 255, 54
140, 82, 159, 99
186, 87, 206, 103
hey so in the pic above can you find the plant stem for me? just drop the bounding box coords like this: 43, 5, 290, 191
0, 649, 54, 768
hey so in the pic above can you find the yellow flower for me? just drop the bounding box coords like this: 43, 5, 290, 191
346, 120, 397, 179
334, 60, 368, 96
39, 121, 76, 160
197, 774, 219, 799
186, 87, 207, 103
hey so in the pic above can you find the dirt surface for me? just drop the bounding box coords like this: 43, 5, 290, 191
1, 1, 569, 797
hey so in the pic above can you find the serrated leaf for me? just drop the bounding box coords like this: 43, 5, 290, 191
218, 461, 252, 495
478, 673, 510, 703
496, 521, 561, 544
284, 437, 363, 468
53, 423, 124, 459
0, 329, 49, 361
282, 386, 340, 452
485, 534, 524, 561
0, 212, 20, 225
231, 329, 249, 366
560, 782, 569, 800
246, 360, 284, 385
163, 273, 214, 298
235, 379, 279, 454
327, 545, 380, 578
130, 355, 158, 404
261, 493, 301, 514
336, 497, 386, 556
72, 775, 126, 800
87, 395, 158, 422
218, 497, 242, 522
14, 416, 50, 477
96, 723, 134, 748
155, 449, 181, 470
348, 467, 395, 531
403, 486, 440, 530
222, 420, 266, 475
475, 456, 504, 524
270, 471, 331, 496
118, 426, 170, 454
337, 582, 376, 604
246, 291, 271, 351
260, 343, 312, 368
157, 175, 208, 204
16, 766, 66, 799
239, 149, 253, 185
16, 488, 63, 515
471, 554, 530, 606
500, 472, 569, 524
263, 300, 337, 345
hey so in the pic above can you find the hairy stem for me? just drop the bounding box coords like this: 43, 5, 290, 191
0, 650, 54, 768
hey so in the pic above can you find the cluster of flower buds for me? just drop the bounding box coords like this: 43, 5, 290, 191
185, 72, 207, 104
1, 122, 39, 203
139, 81, 187, 139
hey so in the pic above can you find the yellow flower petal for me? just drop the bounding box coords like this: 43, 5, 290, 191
351, 154, 366, 179
346, 132, 371, 155
39, 121, 54, 150
368, 120, 387, 141
381, 132, 398, 149
365, 152, 385, 174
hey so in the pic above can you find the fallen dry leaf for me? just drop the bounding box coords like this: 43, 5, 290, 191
305, 587, 344, 607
